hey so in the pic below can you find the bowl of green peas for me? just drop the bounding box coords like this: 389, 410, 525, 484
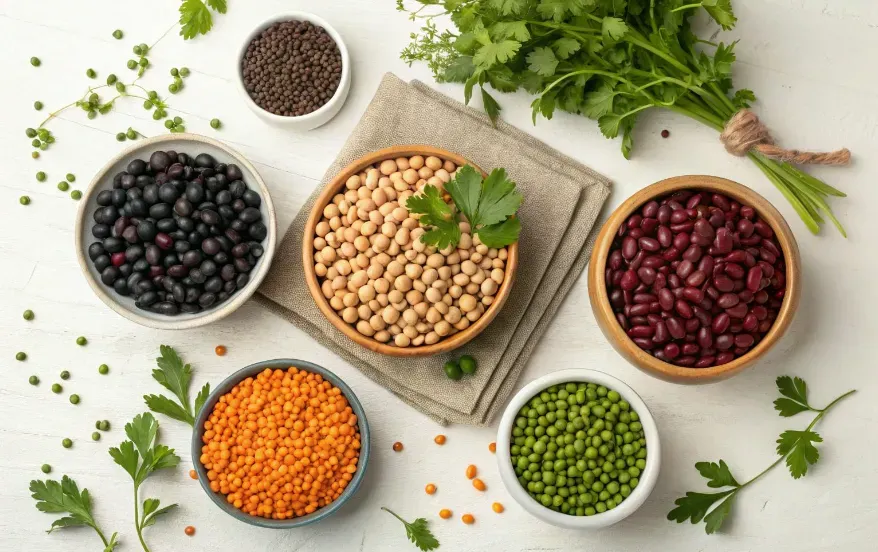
496, 369, 660, 528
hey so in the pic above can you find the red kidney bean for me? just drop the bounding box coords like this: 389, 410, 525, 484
713, 227, 733, 254
712, 313, 731, 334
623, 290, 634, 305
726, 303, 749, 319
724, 250, 747, 264
732, 279, 745, 292
734, 334, 755, 348
675, 299, 694, 319
681, 343, 700, 356
629, 250, 646, 271
627, 214, 642, 229
654, 273, 667, 290
682, 244, 702, 263
633, 293, 656, 304
757, 260, 774, 279
742, 313, 759, 331
629, 228, 644, 239
629, 304, 651, 317
639, 237, 660, 252
663, 343, 680, 359
662, 247, 681, 262
620, 269, 639, 290
670, 210, 690, 224
657, 204, 671, 224
695, 357, 716, 367
672, 232, 690, 251
667, 274, 682, 289
681, 286, 704, 304
612, 270, 624, 287
656, 226, 673, 248
658, 288, 675, 311
671, 221, 695, 233
616, 312, 629, 331
609, 289, 624, 310
642, 255, 666, 270
751, 305, 768, 320
697, 255, 715, 276
758, 248, 777, 264
732, 347, 749, 355
708, 212, 725, 229
653, 321, 669, 344
690, 232, 712, 247
665, 317, 685, 339
628, 325, 655, 338
738, 290, 754, 304
637, 267, 657, 286
685, 194, 703, 210
761, 239, 780, 257
633, 337, 653, 350
699, 297, 713, 311
737, 218, 754, 237
676, 356, 697, 367
745, 266, 763, 291
685, 270, 707, 287
608, 249, 624, 270
758, 320, 773, 333
693, 307, 711, 328
676, 260, 694, 279
684, 318, 700, 333
729, 323, 743, 334
724, 263, 745, 279
705, 286, 720, 301
640, 218, 658, 234
621, 236, 638, 259
630, 316, 648, 326
715, 334, 734, 350
649, 302, 662, 314
711, 194, 730, 211
740, 205, 755, 219
753, 220, 773, 238
716, 352, 735, 365
647, 313, 662, 326
696, 326, 713, 348
642, 200, 659, 218
693, 218, 715, 239
716, 293, 739, 309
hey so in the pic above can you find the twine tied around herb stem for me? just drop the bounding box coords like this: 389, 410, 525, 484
719, 109, 851, 165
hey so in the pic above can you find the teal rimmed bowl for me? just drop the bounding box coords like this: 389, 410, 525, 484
191, 359, 370, 528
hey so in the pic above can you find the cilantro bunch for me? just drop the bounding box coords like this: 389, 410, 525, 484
399, 0, 847, 235
668, 376, 855, 534
29, 476, 119, 551
407, 164, 522, 249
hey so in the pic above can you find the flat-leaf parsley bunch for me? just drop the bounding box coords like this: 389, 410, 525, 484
407, 164, 522, 249
398, 0, 848, 236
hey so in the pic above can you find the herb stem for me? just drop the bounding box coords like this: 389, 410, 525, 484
149, 23, 178, 50
671, 2, 704, 13
381, 506, 407, 525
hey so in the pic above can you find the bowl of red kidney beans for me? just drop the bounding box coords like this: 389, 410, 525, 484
587, 175, 801, 383
75, 134, 276, 329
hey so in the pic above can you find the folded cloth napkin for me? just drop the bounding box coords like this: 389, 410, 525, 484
256, 73, 611, 425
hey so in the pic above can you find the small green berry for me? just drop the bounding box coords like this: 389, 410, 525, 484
52, 383, 62, 394
34, 101, 43, 111
86, 68, 96, 78
139, 57, 148, 68
143, 99, 153, 109
87, 110, 97, 120
62, 438, 73, 449
148, 90, 158, 100
57, 181, 69, 191
38, 129, 49, 140
179, 67, 190, 77
164, 119, 174, 129
116, 132, 127, 141
152, 110, 162, 121
29, 375, 39, 385
26, 128, 37, 138
173, 116, 183, 125
66, 173, 75, 182
168, 83, 179, 94
19, 196, 30, 206
36, 171, 46, 182
210, 118, 221, 129
71, 190, 82, 201
39, 142, 48, 150
127, 59, 137, 70
170, 67, 179, 77
41, 464, 52, 474
132, 45, 142, 55
76, 336, 87, 346
45, 135, 55, 144
32, 151, 40, 159
91, 431, 101, 441
60, 370, 70, 380
23, 309, 34, 321
112, 29, 123, 40
30, 57, 41, 67
69, 394, 80, 405
98, 364, 109, 375
107, 74, 117, 85
126, 129, 137, 140
31, 138, 41, 148
100, 420, 111, 431
116, 82, 126, 93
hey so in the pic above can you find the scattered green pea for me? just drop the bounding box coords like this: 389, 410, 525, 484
31, 138, 41, 148
87, 110, 97, 120
98, 364, 109, 375
36, 171, 46, 182
62, 438, 72, 449
16, 352, 27, 361
116, 132, 127, 141
133, 45, 143, 56
164, 120, 174, 129
126, 129, 137, 140
168, 83, 179, 94
459, 355, 477, 375
26, 129, 38, 139
23, 309, 34, 321
170, 67, 179, 77
112, 29, 124, 40
65, 173, 75, 182
69, 394, 80, 405
71, 190, 82, 201
179, 67, 190, 77
76, 336, 87, 346
60, 370, 70, 380
32, 151, 40, 159
39, 142, 48, 150
29, 375, 39, 385
86, 68, 96, 78
116, 82, 126, 93
99, 420, 110, 431
52, 383, 62, 394
92, 431, 101, 441
41, 464, 52, 474
106, 74, 117, 85
148, 90, 158, 100
57, 181, 69, 191
173, 116, 182, 125
443, 361, 462, 381
139, 58, 148, 68
34, 101, 43, 111
30, 57, 41, 67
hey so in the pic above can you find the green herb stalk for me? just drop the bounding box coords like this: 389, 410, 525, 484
398, 0, 847, 235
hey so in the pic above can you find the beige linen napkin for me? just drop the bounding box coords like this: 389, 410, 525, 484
256, 73, 611, 425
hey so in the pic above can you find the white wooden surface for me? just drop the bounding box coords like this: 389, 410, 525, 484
1, 1, 877, 551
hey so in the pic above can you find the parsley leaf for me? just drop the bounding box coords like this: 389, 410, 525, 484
774, 375, 813, 417
382, 507, 439, 551
488, 0, 528, 14
776, 430, 822, 479
695, 460, 740, 488
526, 46, 559, 76
473, 39, 521, 69
444, 164, 482, 219
553, 37, 580, 59
491, 21, 531, 41
702, 0, 737, 30
406, 185, 462, 249
179, 0, 213, 40
537, 0, 587, 22
206, 0, 227, 13
144, 345, 210, 427
481, 86, 503, 125
443, 55, 476, 83
582, 81, 617, 118
30, 476, 118, 549
602, 16, 629, 41
475, 167, 523, 227
667, 490, 734, 525
447, 166, 522, 246
476, 216, 521, 248
703, 493, 736, 534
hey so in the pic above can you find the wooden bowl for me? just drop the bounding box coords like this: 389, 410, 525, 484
303, 145, 519, 357
587, 175, 801, 383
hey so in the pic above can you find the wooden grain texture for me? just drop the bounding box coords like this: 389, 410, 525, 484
303, 145, 519, 357
2, 1, 878, 551
587, 175, 801, 383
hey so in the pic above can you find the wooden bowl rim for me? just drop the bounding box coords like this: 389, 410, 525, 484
302, 145, 520, 357
588, 175, 801, 382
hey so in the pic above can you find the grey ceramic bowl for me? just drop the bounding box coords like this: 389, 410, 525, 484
74, 133, 277, 330
191, 359, 370, 528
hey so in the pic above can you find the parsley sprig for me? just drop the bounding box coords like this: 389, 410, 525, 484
180, 0, 228, 40
668, 376, 855, 534
109, 413, 180, 552
29, 475, 119, 551
144, 345, 211, 427
407, 164, 522, 249
398, 0, 848, 236
381, 507, 439, 551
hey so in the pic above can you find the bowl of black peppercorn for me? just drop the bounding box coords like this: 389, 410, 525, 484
75, 133, 277, 329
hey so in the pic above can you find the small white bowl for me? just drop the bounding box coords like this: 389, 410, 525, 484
74, 133, 277, 330
496, 369, 661, 529
236, 12, 351, 130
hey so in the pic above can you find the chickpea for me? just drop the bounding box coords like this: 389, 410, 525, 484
403, 325, 419, 339
401, 168, 418, 185
445, 307, 462, 324
424, 332, 440, 345
443, 160, 456, 172
342, 307, 358, 323
418, 167, 434, 180
435, 301, 449, 315
314, 237, 327, 250
395, 334, 411, 347
466, 308, 482, 322
453, 273, 470, 286
406, 290, 424, 305
405, 263, 424, 280
421, 268, 439, 285
380, 159, 397, 175
481, 279, 499, 296
316, 221, 330, 237
369, 314, 387, 332
437, 266, 452, 280
409, 155, 425, 169
446, 252, 461, 265
374, 330, 391, 343
402, 309, 418, 326
454, 318, 471, 331
491, 268, 505, 284
331, 275, 348, 290
470, 252, 483, 263
374, 279, 391, 294
424, 156, 442, 171
470, 270, 486, 284
459, 294, 478, 312
326, 267, 339, 280
434, 168, 451, 183
330, 296, 344, 310
389, 324, 402, 335
425, 287, 443, 303
395, 275, 413, 292
492, 258, 505, 269
466, 283, 480, 295
461, 260, 478, 276
449, 285, 463, 299
434, 320, 452, 336
315, 263, 327, 277
426, 307, 442, 324
356, 320, 375, 336
386, 261, 404, 278
352, 235, 369, 252
357, 283, 376, 303
395, 157, 410, 170
392, 206, 408, 222
346, 175, 361, 190
426, 253, 444, 268
324, 204, 340, 218
427, 176, 444, 188
413, 302, 429, 317
383, 306, 401, 325
357, 304, 372, 320
412, 334, 426, 346
395, 227, 410, 245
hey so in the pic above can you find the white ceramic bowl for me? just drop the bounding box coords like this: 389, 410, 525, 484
496, 369, 661, 529
236, 12, 351, 130
74, 133, 277, 330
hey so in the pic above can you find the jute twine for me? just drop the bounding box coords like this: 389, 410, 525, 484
720, 109, 851, 165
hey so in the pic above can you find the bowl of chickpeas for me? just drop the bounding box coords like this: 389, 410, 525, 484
192, 359, 369, 528
303, 145, 519, 356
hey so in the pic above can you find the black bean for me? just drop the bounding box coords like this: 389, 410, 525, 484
97, 190, 113, 206
127, 272, 145, 290
160, 276, 176, 293
126, 245, 144, 262
224, 228, 242, 244
218, 291, 230, 302
94, 254, 111, 272
213, 251, 230, 264
200, 259, 218, 276
199, 237, 219, 256
113, 278, 130, 296
154, 302, 179, 315
135, 175, 153, 188
133, 258, 150, 272
187, 231, 201, 244
230, 219, 248, 233
216, 236, 232, 252
127, 159, 147, 176
184, 287, 200, 304
118, 263, 133, 278
231, 199, 246, 213
128, 198, 148, 217
121, 174, 137, 189
179, 303, 201, 313
181, 277, 195, 287
248, 222, 268, 241
246, 253, 257, 266
223, 280, 237, 293
231, 243, 250, 258
196, 222, 210, 239
113, 217, 130, 237
220, 264, 236, 282
239, 207, 262, 223
111, 188, 127, 207
218, 205, 236, 221
101, 266, 120, 285
142, 184, 159, 204
122, 226, 140, 244
229, 180, 246, 198
215, 190, 231, 205
149, 203, 172, 219
134, 279, 155, 296
137, 221, 158, 242
198, 292, 217, 308
201, 210, 220, 225
250, 243, 265, 258
103, 237, 125, 253
242, 189, 262, 208
205, 177, 221, 193
195, 153, 216, 168
88, 242, 105, 260
162, 254, 179, 269
186, 182, 205, 203
226, 164, 243, 181
236, 273, 250, 289
167, 265, 188, 279
113, 171, 126, 188
174, 240, 191, 254
177, 216, 195, 233
234, 258, 251, 273
158, 183, 179, 203
215, 174, 228, 189
156, 218, 178, 233
215, 162, 228, 174
198, 202, 218, 212
166, 163, 184, 180
171, 282, 186, 302
204, 277, 223, 293
189, 268, 206, 284
201, 168, 216, 179
174, 198, 193, 217
149, 151, 173, 172
93, 224, 111, 239
182, 250, 202, 267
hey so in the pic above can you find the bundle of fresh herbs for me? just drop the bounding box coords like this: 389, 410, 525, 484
398, 0, 848, 235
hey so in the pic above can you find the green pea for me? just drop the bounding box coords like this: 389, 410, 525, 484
168, 83, 179, 94
31, 138, 41, 147
64, 173, 74, 183
52, 383, 62, 393
32, 151, 40, 159
57, 181, 69, 191
116, 132, 127, 141
22, 309, 34, 321
126, 129, 137, 140
113, 29, 123, 39
69, 394, 80, 405
116, 82, 126, 93
86, 68, 96, 78
91, 431, 101, 441
99, 420, 110, 431
60, 370, 70, 380
98, 364, 109, 375
31, 57, 41, 67
70, 190, 82, 201
179, 67, 190, 77
29, 375, 39, 385
76, 336, 87, 346
36, 171, 46, 182
16, 351, 27, 361
34, 100, 43, 110
458, 355, 477, 374
62, 438, 72, 448
210, 118, 221, 129
41, 463, 52, 473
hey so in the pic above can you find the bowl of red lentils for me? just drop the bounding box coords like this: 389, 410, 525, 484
192, 359, 370, 528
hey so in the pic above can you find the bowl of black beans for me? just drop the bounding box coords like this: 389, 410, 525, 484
236, 12, 350, 130
75, 133, 277, 329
